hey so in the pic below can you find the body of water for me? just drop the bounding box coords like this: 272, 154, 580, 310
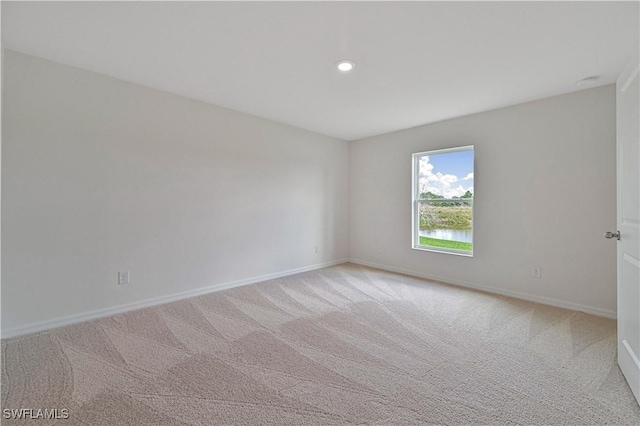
419, 229, 472, 243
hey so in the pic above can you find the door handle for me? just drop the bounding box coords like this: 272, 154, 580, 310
604, 231, 620, 240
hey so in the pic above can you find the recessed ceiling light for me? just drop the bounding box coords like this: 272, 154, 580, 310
577, 76, 600, 87
336, 59, 356, 72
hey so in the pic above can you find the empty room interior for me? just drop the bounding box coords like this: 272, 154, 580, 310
1, 1, 640, 425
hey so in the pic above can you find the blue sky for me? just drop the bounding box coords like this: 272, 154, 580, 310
418, 149, 474, 198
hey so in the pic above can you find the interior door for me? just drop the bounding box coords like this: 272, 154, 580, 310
616, 48, 640, 405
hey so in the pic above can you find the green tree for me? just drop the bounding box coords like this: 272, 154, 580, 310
420, 191, 444, 199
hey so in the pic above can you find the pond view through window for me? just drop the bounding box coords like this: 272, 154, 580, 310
412, 146, 474, 255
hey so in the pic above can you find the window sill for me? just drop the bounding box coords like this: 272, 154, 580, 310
412, 245, 474, 257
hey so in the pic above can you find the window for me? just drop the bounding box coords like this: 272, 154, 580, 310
412, 146, 474, 256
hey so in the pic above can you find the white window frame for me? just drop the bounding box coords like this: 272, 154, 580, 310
411, 145, 474, 257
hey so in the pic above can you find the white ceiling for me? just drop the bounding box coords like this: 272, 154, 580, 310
2, 1, 639, 141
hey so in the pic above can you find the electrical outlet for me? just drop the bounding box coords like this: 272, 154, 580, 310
315, 245, 319, 254
531, 266, 541, 278
118, 271, 130, 285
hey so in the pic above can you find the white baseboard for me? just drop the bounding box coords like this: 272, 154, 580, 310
1, 259, 350, 339
348, 258, 617, 319
3, 257, 614, 339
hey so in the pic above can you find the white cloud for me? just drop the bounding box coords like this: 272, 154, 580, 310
418, 157, 434, 176
463, 173, 474, 181
442, 185, 470, 198
428, 172, 458, 186
418, 156, 466, 197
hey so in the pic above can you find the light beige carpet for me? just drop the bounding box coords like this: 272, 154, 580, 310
1, 263, 638, 425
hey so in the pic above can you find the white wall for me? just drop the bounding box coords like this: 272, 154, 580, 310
350, 85, 618, 316
1, 50, 349, 335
